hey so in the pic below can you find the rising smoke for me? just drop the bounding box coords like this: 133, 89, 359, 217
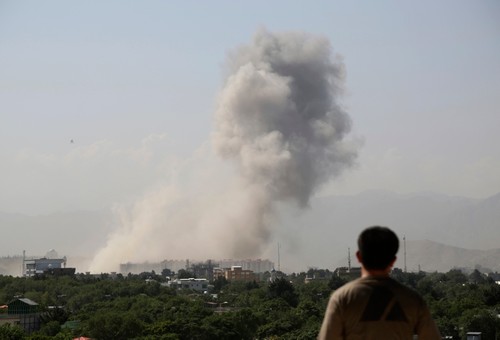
89, 29, 357, 272
214, 29, 355, 206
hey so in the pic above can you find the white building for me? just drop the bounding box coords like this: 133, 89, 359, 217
23, 253, 67, 277
217, 259, 274, 273
167, 278, 209, 292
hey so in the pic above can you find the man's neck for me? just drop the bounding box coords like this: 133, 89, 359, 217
361, 266, 391, 278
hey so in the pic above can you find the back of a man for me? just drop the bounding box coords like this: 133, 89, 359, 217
318, 226, 441, 340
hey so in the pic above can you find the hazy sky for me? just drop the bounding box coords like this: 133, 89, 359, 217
1, 1, 499, 215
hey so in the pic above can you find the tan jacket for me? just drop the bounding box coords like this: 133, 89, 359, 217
318, 276, 441, 340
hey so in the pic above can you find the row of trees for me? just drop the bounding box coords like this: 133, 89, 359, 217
0, 268, 499, 339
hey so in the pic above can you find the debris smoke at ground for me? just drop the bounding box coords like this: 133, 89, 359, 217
90, 29, 357, 272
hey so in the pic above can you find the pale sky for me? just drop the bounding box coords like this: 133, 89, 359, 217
1, 0, 499, 215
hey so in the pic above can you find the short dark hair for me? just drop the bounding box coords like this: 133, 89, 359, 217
358, 226, 399, 270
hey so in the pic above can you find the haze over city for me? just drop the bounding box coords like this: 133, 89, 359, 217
1, 1, 499, 274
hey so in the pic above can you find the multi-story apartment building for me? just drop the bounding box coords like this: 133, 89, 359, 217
214, 266, 255, 282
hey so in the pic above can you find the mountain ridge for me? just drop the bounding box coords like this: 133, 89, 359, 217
277, 190, 500, 271
2, 190, 499, 273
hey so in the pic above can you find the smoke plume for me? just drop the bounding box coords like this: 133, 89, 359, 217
89, 29, 356, 272
214, 29, 354, 206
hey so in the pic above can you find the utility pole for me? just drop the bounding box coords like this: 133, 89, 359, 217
403, 236, 407, 273
277, 242, 281, 272
348, 247, 351, 272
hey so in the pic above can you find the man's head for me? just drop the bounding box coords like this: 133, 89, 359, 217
357, 226, 399, 270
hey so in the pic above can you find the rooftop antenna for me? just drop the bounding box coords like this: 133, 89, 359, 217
348, 247, 351, 272
277, 242, 281, 272
403, 235, 407, 273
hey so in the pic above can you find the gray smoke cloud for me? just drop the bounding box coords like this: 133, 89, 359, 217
214, 29, 355, 207
89, 29, 357, 272
212, 29, 357, 256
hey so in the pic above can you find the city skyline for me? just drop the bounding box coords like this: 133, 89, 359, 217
1, 2, 499, 274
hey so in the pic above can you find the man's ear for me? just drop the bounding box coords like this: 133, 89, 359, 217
389, 256, 397, 268
356, 251, 362, 264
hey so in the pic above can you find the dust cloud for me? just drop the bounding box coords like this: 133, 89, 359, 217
89, 29, 357, 273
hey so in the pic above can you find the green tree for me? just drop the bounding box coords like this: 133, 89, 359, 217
177, 270, 194, 279
85, 311, 145, 340
445, 269, 468, 284
459, 308, 500, 340
268, 277, 298, 307
0, 323, 25, 340
212, 276, 228, 293
328, 275, 347, 291
469, 269, 487, 284
143, 320, 180, 339
201, 308, 258, 340
38, 320, 61, 337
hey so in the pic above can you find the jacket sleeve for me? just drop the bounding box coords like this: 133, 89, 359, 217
318, 293, 344, 340
414, 300, 441, 340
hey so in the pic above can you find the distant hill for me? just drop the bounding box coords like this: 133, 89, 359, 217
331, 239, 500, 273
1, 190, 499, 274
276, 190, 500, 272
317, 190, 500, 249
401, 239, 500, 273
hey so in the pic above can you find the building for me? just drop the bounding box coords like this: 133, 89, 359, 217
23, 256, 68, 277
0, 298, 40, 334
217, 259, 274, 273
120, 261, 163, 275
304, 275, 329, 284
190, 260, 218, 281
467, 332, 482, 340
119, 258, 273, 276
167, 278, 209, 292
333, 266, 361, 281
214, 266, 255, 282
43, 267, 76, 277
486, 272, 500, 285
120, 259, 189, 275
